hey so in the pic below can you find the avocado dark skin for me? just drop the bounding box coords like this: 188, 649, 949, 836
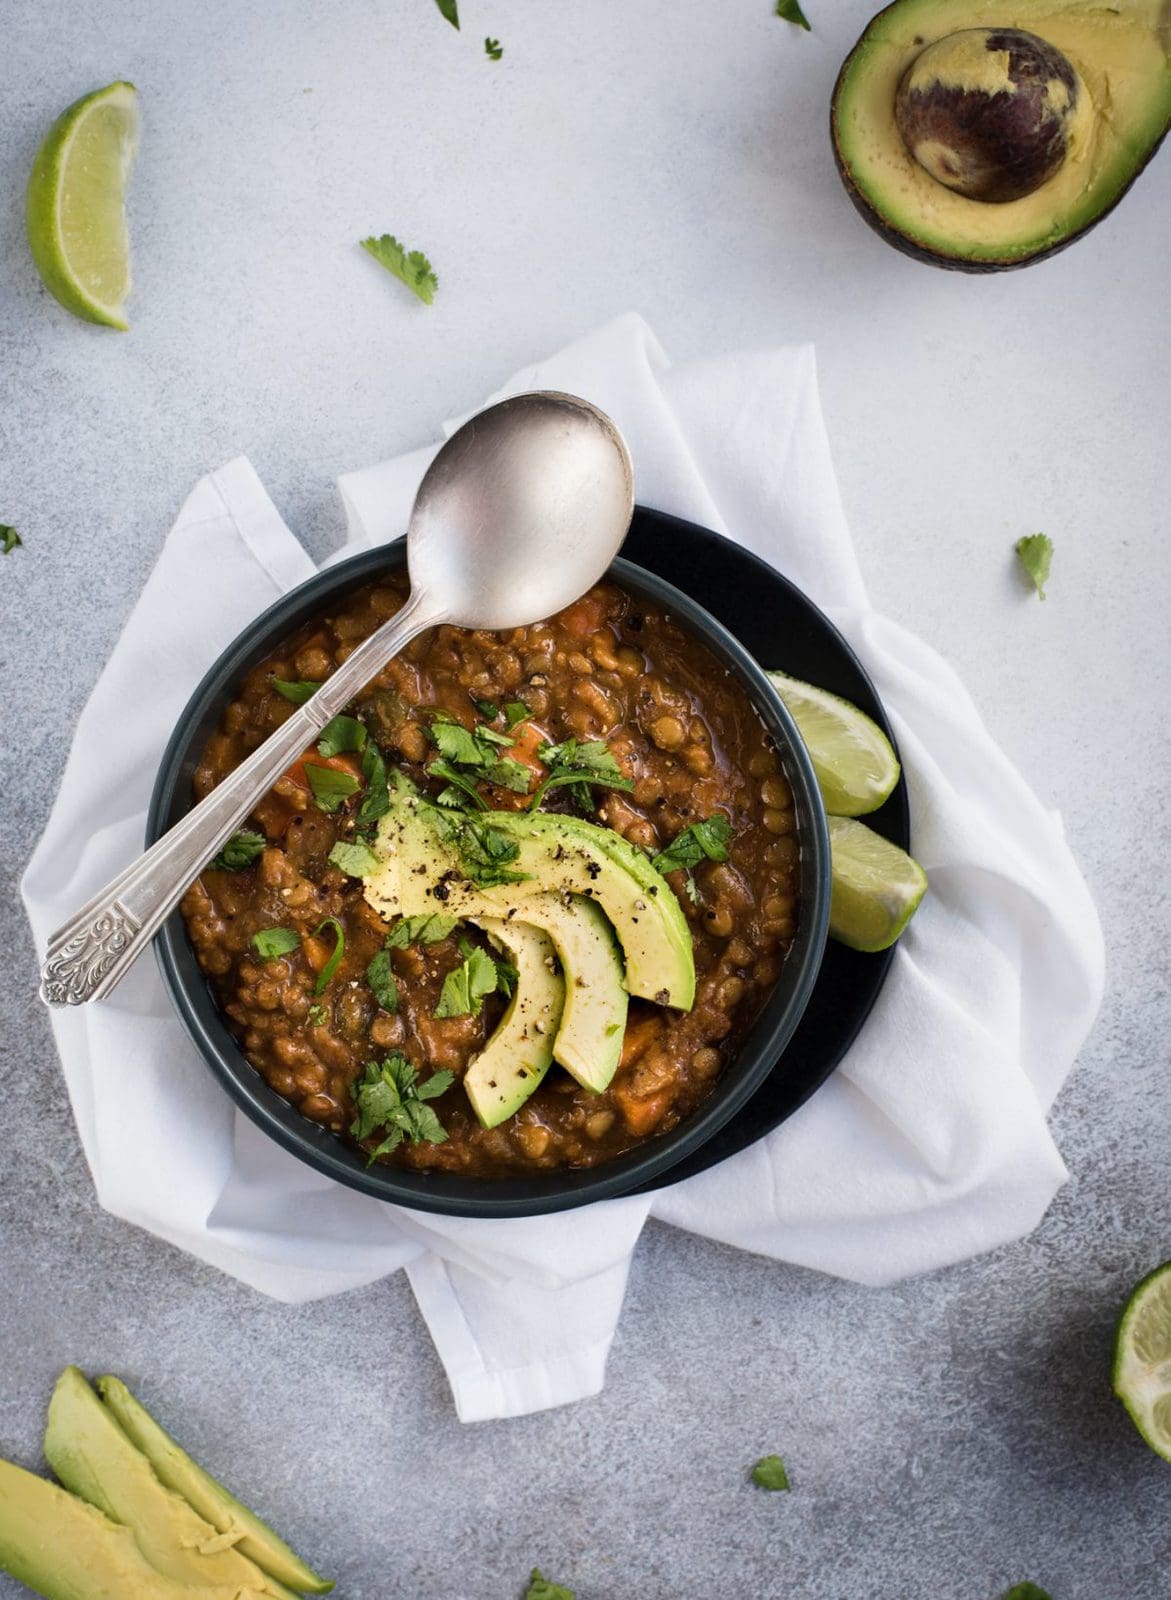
831, 0, 1171, 273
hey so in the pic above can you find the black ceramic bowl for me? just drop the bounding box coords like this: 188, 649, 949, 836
149, 539, 830, 1217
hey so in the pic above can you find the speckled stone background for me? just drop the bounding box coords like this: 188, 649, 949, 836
2, 3, 1169, 1597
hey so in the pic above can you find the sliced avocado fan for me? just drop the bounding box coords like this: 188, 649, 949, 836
96, 1375, 333, 1594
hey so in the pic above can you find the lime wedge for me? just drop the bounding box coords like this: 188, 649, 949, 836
827, 816, 926, 952
27, 81, 139, 330
768, 671, 900, 817
1114, 1261, 1171, 1461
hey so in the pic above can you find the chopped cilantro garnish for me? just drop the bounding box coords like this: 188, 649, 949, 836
307, 1003, 328, 1026
1002, 1587, 1053, 1600
529, 738, 632, 813
270, 677, 323, 704
751, 1455, 790, 1491
426, 712, 533, 803
652, 814, 732, 875
357, 741, 390, 827
775, 0, 811, 28
327, 839, 381, 877
426, 759, 490, 810
251, 927, 300, 960
485, 36, 503, 59
435, 940, 505, 1018
365, 948, 398, 1013
433, 0, 459, 27
316, 714, 367, 758
526, 1572, 574, 1600
1015, 533, 1053, 599
361, 234, 438, 305
312, 916, 345, 994
472, 698, 499, 720
305, 763, 360, 813
210, 829, 266, 872
1, 526, 22, 554
350, 1053, 453, 1160
504, 701, 529, 729
423, 801, 528, 888
386, 914, 460, 948
484, 757, 532, 794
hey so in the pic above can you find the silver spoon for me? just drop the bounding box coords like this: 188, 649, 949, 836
40, 391, 634, 1006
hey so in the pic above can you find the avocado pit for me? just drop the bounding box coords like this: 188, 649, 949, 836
894, 27, 1084, 203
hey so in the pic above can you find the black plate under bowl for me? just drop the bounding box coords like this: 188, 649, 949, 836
149, 522, 834, 1218
626, 508, 907, 1190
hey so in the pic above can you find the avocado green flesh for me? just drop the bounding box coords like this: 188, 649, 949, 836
833, 0, 1171, 265
43, 1369, 297, 1599
466, 919, 565, 1126
0, 1457, 269, 1600
95, 1376, 333, 1596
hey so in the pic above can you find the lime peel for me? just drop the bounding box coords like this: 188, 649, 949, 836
768, 671, 900, 817
1114, 1260, 1171, 1462
827, 815, 927, 952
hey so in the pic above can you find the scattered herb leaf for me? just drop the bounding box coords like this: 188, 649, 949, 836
305, 763, 360, 813
529, 738, 632, 813
307, 1003, 328, 1026
271, 677, 323, 704
357, 740, 391, 828
484, 757, 532, 794
652, 814, 732, 875
317, 714, 367, 759
312, 916, 345, 994
775, 0, 811, 28
504, 701, 529, 729
252, 927, 301, 960
1002, 1587, 1053, 1600
210, 829, 266, 872
485, 36, 503, 59
526, 1572, 574, 1600
423, 801, 529, 887
435, 941, 504, 1018
327, 839, 381, 878
427, 759, 490, 810
433, 0, 459, 28
1, 526, 22, 554
365, 948, 399, 1013
472, 698, 499, 720
751, 1455, 791, 1491
350, 1053, 454, 1160
386, 914, 460, 948
1015, 533, 1053, 600
361, 234, 438, 305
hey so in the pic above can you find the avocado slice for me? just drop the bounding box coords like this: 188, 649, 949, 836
832, 0, 1171, 270
464, 918, 565, 1127
43, 1369, 298, 1599
95, 1376, 332, 1596
370, 786, 694, 1009
0, 1456, 269, 1600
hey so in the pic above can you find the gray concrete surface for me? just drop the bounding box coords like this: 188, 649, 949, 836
2, 3, 1169, 1596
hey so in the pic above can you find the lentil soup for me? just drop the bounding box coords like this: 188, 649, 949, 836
180, 576, 800, 1178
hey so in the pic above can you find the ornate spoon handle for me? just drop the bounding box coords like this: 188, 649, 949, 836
40, 590, 438, 1006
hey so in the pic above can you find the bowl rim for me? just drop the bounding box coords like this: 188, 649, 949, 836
148, 538, 830, 1218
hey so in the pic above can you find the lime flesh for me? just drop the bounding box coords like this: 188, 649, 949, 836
27, 81, 138, 329
1114, 1261, 1171, 1461
768, 671, 900, 817
827, 815, 927, 952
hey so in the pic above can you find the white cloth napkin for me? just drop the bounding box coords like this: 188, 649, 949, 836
23, 314, 1105, 1422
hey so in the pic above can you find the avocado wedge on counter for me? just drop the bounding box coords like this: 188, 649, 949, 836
832, 0, 1171, 270
0, 1368, 332, 1600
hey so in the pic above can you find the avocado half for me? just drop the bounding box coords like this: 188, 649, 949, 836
831, 0, 1171, 271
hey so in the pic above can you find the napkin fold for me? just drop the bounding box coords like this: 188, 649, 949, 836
23, 314, 1104, 1422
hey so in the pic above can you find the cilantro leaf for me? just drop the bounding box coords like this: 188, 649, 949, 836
423, 802, 528, 887
433, 0, 459, 27
386, 914, 460, 948
271, 677, 323, 704
305, 764, 360, 813
350, 1053, 453, 1161
1, 526, 22, 554
361, 234, 438, 305
316, 714, 367, 759
652, 814, 732, 875
327, 839, 381, 877
751, 1454, 791, 1491
775, 0, 811, 27
210, 829, 266, 871
485, 757, 532, 794
357, 740, 390, 827
430, 716, 486, 766
472, 698, 499, 720
365, 948, 398, 1013
504, 701, 529, 728
312, 916, 345, 994
529, 738, 633, 812
427, 759, 490, 810
1015, 533, 1053, 600
435, 942, 503, 1018
526, 1572, 574, 1600
485, 36, 503, 59
252, 927, 301, 959
1002, 1588, 1053, 1600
